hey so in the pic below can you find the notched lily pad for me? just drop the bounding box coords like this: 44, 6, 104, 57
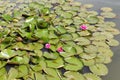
86, 16, 99, 24
101, 12, 116, 18
106, 39, 119, 46
89, 64, 108, 76
84, 73, 102, 80
46, 57, 64, 68
64, 57, 83, 71
64, 71, 85, 80
75, 37, 91, 46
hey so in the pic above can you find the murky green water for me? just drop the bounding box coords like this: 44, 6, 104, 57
77, 0, 120, 80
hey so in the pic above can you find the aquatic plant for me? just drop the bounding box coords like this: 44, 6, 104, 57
0, 0, 119, 80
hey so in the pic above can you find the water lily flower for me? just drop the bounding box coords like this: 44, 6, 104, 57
57, 47, 63, 53
45, 43, 51, 49
80, 24, 88, 30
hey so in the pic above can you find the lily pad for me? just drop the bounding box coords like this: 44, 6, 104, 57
79, 52, 97, 60
101, 12, 116, 18
106, 39, 119, 46
46, 57, 64, 68
101, 7, 113, 12
0, 49, 17, 59
64, 57, 83, 71
86, 16, 99, 24
64, 71, 85, 80
75, 37, 91, 46
84, 73, 102, 80
89, 64, 108, 76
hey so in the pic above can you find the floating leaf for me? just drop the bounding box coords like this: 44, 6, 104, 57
34, 72, 46, 80
64, 71, 85, 80
84, 73, 102, 80
106, 39, 119, 46
0, 49, 17, 59
81, 59, 95, 66
44, 68, 57, 76
8, 68, 18, 80
43, 52, 58, 59
0, 68, 6, 76
79, 52, 97, 60
61, 12, 73, 18
64, 57, 83, 71
78, 30, 91, 36
84, 45, 98, 54
17, 65, 29, 78
101, 7, 113, 12
2, 14, 13, 22
46, 57, 64, 68
101, 12, 116, 18
89, 64, 108, 76
56, 26, 67, 34
75, 37, 90, 46
35, 29, 49, 42
86, 16, 99, 24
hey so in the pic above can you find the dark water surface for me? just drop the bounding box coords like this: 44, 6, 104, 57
76, 0, 120, 80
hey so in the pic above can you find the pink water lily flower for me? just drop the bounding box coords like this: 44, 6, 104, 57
57, 47, 63, 53
45, 43, 51, 49
80, 24, 88, 30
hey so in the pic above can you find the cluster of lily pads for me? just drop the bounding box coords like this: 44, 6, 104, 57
0, 0, 120, 80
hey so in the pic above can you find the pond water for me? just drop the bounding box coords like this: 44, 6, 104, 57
76, 0, 120, 80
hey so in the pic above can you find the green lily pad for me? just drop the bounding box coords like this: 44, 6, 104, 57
101, 7, 113, 12
104, 57, 112, 64
44, 68, 57, 76
61, 12, 73, 18
64, 57, 83, 71
86, 16, 99, 24
30, 64, 42, 72
0, 68, 6, 77
79, 52, 97, 60
56, 26, 67, 34
35, 29, 49, 42
46, 57, 64, 68
89, 64, 108, 76
43, 52, 58, 59
84, 73, 102, 80
0, 49, 17, 59
84, 45, 98, 54
60, 34, 73, 41
106, 39, 119, 46
81, 59, 95, 66
90, 35, 106, 41
10, 55, 30, 64
75, 37, 90, 46
63, 45, 76, 54
2, 14, 13, 22
92, 41, 109, 48
78, 30, 91, 36
17, 65, 29, 78
62, 19, 73, 25
74, 45, 83, 54
64, 71, 85, 80
98, 47, 113, 57
34, 72, 46, 80
101, 12, 116, 18
8, 68, 18, 80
